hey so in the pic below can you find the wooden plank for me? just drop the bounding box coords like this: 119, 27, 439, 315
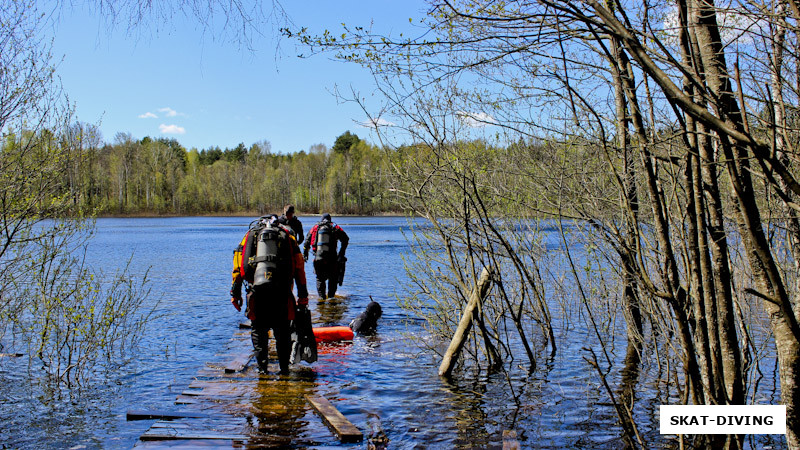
140, 430, 247, 441
0, 353, 24, 357
238, 320, 252, 329
502, 430, 521, 450
134, 439, 240, 448
305, 395, 363, 443
181, 381, 257, 398
179, 390, 207, 397
148, 417, 245, 428
224, 349, 253, 373
189, 379, 316, 389
179, 387, 243, 397
195, 367, 258, 379
140, 327, 328, 445
127, 410, 209, 421
150, 421, 192, 429
188, 379, 251, 389
174, 396, 200, 405
141, 417, 249, 441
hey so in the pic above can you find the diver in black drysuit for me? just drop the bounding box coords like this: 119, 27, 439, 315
303, 213, 349, 299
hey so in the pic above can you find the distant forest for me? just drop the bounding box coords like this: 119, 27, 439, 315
60, 129, 400, 216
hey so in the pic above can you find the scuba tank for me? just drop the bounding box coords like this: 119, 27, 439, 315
252, 224, 284, 286
240, 228, 259, 283
315, 222, 334, 261
237, 216, 265, 284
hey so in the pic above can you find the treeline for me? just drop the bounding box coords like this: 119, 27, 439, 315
61, 129, 399, 215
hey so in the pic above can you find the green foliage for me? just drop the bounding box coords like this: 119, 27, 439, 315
3, 120, 601, 219
224, 142, 247, 163
331, 130, 361, 155
45, 132, 406, 216
0, 1, 156, 391
3, 226, 153, 385
0, 125, 157, 386
198, 147, 223, 165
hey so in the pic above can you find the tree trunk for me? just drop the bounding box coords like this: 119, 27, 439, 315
438, 267, 494, 378
609, 31, 643, 349
690, 0, 800, 444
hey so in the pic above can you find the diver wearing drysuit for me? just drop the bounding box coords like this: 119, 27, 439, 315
231, 215, 309, 374
303, 213, 349, 300
277, 204, 304, 245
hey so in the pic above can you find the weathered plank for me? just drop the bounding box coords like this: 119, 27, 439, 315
140, 430, 247, 441
135, 439, 240, 448
142, 326, 327, 446
502, 430, 521, 450
224, 349, 254, 373
189, 378, 316, 390
179, 386, 246, 397
140, 418, 249, 441
195, 366, 258, 379
188, 379, 250, 389
127, 410, 209, 421
306, 395, 363, 443
179, 390, 206, 397
174, 395, 200, 405
150, 421, 192, 429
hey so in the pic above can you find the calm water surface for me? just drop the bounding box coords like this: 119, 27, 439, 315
0, 216, 784, 449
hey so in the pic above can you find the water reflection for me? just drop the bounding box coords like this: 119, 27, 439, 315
313, 295, 350, 326
247, 371, 317, 447
446, 377, 492, 448
617, 341, 643, 447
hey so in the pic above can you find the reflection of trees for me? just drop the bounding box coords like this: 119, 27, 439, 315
618, 343, 642, 430
444, 378, 491, 447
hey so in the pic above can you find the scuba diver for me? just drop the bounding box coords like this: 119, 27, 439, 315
230, 214, 309, 374
303, 213, 349, 300
277, 204, 304, 245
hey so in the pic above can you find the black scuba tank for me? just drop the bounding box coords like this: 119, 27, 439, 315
241, 228, 259, 283
315, 222, 334, 261
252, 225, 284, 286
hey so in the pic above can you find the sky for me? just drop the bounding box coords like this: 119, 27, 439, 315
47, 1, 429, 153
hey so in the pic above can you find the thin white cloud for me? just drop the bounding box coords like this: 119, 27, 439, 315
359, 117, 395, 128
457, 111, 497, 128
159, 124, 186, 135
158, 107, 183, 117
138, 112, 157, 119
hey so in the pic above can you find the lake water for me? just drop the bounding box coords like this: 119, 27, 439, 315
0, 216, 785, 448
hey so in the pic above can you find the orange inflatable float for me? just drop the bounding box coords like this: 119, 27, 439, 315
312, 326, 354, 342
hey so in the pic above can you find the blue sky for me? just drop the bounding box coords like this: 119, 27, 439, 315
48, 1, 428, 153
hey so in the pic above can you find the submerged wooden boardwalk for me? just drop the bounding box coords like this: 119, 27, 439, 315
132, 325, 363, 448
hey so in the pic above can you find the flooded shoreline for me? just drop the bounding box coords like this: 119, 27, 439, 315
0, 216, 786, 449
